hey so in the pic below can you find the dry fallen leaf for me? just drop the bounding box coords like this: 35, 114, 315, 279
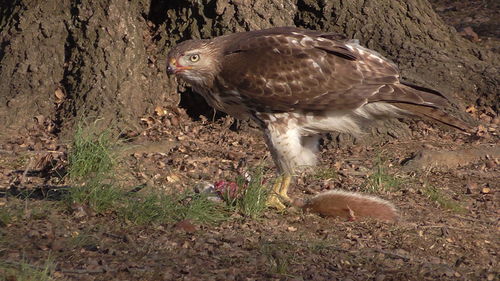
466, 182, 478, 194
465, 105, 477, 114
459, 26, 479, 42
154, 106, 167, 116
481, 187, 491, 194
174, 219, 197, 233
166, 174, 180, 183
476, 125, 488, 137
140, 116, 155, 127
54, 88, 66, 101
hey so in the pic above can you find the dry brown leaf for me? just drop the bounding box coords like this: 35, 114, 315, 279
54, 88, 66, 101
465, 105, 477, 114
166, 174, 180, 183
154, 106, 167, 116
481, 187, 491, 194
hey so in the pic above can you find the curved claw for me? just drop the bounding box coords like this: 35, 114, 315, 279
266, 174, 293, 209
266, 194, 287, 210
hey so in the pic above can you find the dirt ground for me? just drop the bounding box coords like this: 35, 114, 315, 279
1, 1, 498, 280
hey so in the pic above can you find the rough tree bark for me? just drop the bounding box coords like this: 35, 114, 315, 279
0, 0, 171, 137
0, 0, 498, 139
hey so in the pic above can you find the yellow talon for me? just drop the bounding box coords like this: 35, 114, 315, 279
266, 194, 287, 210
266, 174, 293, 209
278, 175, 292, 201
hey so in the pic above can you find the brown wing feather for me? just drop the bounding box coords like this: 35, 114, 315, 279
216, 27, 403, 112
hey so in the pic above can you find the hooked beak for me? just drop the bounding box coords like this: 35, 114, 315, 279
167, 58, 191, 75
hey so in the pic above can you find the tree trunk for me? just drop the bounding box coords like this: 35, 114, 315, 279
0, 0, 498, 138
0, 0, 70, 135
0, 0, 172, 137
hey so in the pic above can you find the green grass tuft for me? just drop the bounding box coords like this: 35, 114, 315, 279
180, 192, 229, 224
0, 257, 55, 281
422, 186, 466, 213
308, 240, 337, 254
234, 167, 269, 219
309, 167, 337, 181
120, 193, 178, 225
66, 181, 124, 214
68, 232, 99, 250
65, 125, 123, 214
67, 125, 116, 181
365, 158, 403, 193
119, 191, 228, 225
260, 242, 295, 276
64, 124, 239, 226
0, 209, 12, 227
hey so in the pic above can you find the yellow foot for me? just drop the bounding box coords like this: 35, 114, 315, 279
266, 174, 293, 210
278, 193, 292, 202
266, 194, 287, 210
278, 175, 292, 201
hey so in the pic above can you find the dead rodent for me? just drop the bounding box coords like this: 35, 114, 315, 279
293, 190, 398, 222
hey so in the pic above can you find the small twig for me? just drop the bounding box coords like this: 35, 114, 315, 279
451, 215, 482, 223
20, 156, 36, 185
370, 248, 411, 261
58, 268, 107, 274
419, 224, 466, 230
103, 232, 126, 240
343, 170, 369, 177
25, 150, 65, 155
2, 260, 53, 273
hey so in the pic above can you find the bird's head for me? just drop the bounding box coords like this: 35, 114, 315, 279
167, 39, 220, 87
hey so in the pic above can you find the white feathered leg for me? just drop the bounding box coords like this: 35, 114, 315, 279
263, 121, 320, 209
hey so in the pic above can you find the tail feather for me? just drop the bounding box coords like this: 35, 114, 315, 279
369, 81, 471, 132
391, 102, 472, 132
400, 81, 449, 106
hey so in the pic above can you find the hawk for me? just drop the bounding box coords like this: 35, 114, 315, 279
167, 27, 468, 209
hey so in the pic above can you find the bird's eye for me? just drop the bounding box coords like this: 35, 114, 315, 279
189, 54, 200, 62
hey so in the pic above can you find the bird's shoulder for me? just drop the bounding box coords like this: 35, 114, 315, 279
209, 27, 401, 113
215, 27, 398, 78
217, 27, 355, 59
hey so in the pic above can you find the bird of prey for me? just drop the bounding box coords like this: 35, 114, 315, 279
167, 26, 468, 209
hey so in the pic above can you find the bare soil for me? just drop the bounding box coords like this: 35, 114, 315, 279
0, 1, 498, 280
